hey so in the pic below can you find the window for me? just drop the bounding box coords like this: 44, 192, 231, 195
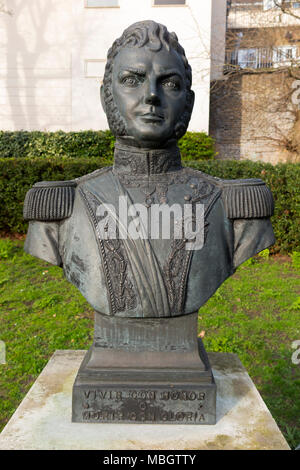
153, 0, 186, 5
85, 0, 118, 7
237, 49, 258, 68
293, 2, 300, 8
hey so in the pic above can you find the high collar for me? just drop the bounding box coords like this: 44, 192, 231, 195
113, 140, 182, 176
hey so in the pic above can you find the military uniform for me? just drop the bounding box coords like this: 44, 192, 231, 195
23, 142, 275, 319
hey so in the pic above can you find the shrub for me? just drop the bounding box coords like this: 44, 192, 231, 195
178, 132, 216, 160
0, 130, 115, 160
0, 157, 108, 233
0, 130, 216, 161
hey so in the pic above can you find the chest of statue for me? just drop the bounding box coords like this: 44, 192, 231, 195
58, 166, 234, 318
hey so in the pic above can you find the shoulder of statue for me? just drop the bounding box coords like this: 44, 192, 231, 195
185, 169, 274, 219
23, 167, 112, 222
75, 166, 112, 185
219, 178, 274, 219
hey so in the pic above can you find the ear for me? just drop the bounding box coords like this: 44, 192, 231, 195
100, 84, 106, 114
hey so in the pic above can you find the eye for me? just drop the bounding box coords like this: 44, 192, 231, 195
162, 78, 180, 90
121, 75, 143, 87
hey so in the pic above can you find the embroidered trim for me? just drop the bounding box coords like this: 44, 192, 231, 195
163, 238, 191, 315
113, 142, 182, 176
115, 167, 191, 187
79, 188, 137, 315
163, 180, 221, 315
116, 168, 198, 208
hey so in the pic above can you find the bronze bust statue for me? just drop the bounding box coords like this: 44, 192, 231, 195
23, 21, 275, 424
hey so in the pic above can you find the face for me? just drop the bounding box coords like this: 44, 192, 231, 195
110, 46, 188, 146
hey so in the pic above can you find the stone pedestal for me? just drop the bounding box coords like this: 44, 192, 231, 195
72, 312, 216, 424
0, 350, 290, 450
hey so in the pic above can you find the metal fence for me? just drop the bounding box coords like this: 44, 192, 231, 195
224, 45, 300, 71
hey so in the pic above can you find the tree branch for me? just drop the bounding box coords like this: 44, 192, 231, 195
274, 0, 300, 21
0, 1, 13, 15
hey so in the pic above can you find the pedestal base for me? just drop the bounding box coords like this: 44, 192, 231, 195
0, 350, 290, 450
72, 312, 216, 424
72, 342, 216, 425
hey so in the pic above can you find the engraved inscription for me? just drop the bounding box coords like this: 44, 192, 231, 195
79, 387, 209, 424
82, 389, 205, 401
159, 391, 205, 401
82, 410, 205, 423
83, 389, 124, 400
128, 390, 156, 400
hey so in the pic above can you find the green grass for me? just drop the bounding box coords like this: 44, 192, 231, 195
198, 252, 300, 449
0, 239, 299, 448
0, 238, 94, 434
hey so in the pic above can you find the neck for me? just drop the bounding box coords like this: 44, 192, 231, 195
113, 139, 182, 176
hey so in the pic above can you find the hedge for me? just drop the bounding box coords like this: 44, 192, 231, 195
0, 157, 299, 253
0, 130, 216, 161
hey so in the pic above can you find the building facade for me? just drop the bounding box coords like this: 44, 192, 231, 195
226, 0, 300, 71
0, 0, 213, 133
210, 0, 300, 163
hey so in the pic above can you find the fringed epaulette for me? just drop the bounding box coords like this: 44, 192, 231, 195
221, 178, 274, 219
23, 180, 77, 221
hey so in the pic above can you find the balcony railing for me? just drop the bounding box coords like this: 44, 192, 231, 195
224, 45, 300, 71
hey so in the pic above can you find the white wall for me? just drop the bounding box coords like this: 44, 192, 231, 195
210, 0, 227, 81
0, 0, 73, 131
0, 0, 212, 133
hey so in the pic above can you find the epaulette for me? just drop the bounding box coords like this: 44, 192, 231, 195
220, 178, 274, 219
23, 180, 77, 221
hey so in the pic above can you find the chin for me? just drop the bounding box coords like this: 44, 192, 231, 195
132, 128, 173, 145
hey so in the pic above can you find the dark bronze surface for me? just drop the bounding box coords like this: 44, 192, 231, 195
72, 313, 216, 424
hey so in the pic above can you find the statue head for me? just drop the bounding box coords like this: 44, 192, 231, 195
101, 20, 194, 148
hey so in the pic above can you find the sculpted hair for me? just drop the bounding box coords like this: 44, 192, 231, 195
102, 20, 194, 140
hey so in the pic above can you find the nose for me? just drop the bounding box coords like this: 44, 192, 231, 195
145, 93, 160, 105
144, 79, 160, 106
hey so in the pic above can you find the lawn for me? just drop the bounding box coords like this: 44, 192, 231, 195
0, 238, 299, 449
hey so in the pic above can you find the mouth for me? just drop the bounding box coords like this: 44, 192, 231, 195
140, 113, 164, 123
